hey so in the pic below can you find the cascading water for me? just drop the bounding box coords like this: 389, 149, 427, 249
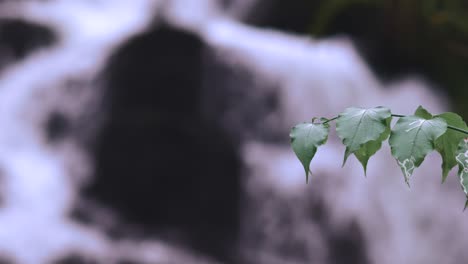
0, 0, 467, 264
0, 1, 218, 263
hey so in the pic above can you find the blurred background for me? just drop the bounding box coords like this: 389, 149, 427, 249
0, 0, 467, 263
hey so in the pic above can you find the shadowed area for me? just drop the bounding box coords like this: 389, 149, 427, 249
0, 19, 55, 71
83, 26, 241, 262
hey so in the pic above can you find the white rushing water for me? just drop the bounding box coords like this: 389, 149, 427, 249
0, 0, 217, 263
164, 1, 468, 263
0, 0, 467, 263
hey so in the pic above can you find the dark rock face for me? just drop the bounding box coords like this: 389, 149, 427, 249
200, 52, 282, 145
240, 0, 317, 33
0, 19, 55, 71
0, 257, 13, 264
239, 181, 370, 264
52, 254, 99, 264
82, 26, 241, 262
51, 254, 143, 264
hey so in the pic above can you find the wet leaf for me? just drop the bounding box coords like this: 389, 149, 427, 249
290, 122, 329, 183
414, 105, 433, 119
455, 139, 468, 204
434, 112, 468, 182
336, 107, 391, 173
354, 118, 391, 176
389, 115, 447, 186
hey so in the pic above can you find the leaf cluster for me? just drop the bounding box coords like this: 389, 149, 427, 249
290, 106, 468, 206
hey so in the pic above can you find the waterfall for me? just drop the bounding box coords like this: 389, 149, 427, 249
0, 0, 467, 263
0, 1, 217, 263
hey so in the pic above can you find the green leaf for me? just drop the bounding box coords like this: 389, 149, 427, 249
455, 139, 468, 202
336, 107, 391, 172
290, 122, 329, 183
434, 112, 468, 182
414, 105, 433, 119
354, 118, 391, 175
389, 115, 447, 186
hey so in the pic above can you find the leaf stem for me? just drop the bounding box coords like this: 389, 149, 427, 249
447, 125, 468, 135
322, 114, 468, 135
322, 116, 339, 124
391, 114, 468, 135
